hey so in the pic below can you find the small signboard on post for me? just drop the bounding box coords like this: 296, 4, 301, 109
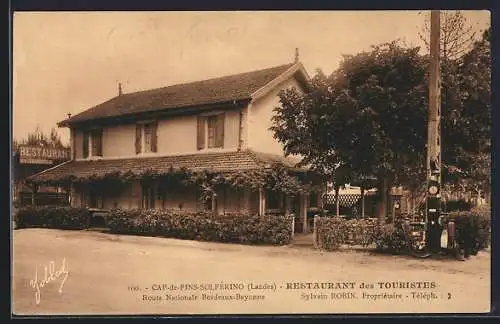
18, 145, 70, 165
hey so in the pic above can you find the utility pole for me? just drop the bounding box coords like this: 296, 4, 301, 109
426, 10, 442, 252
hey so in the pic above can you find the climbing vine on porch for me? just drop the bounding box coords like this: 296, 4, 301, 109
29, 163, 324, 202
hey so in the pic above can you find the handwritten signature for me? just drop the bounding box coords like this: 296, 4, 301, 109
29, 258, 69, 305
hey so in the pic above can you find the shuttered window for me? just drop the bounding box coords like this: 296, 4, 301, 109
215, 113, 224, 148
207, 116, 217, 148
144, 123, 153, 153
197, 116, 206, 150
135, 125, 142, 154
136, 122, 158, 154
90, 129, 103, 157
71, 128, 76, 160
151, 122, 158, 153
201, 113, 225, 149
82, 131, 89, 158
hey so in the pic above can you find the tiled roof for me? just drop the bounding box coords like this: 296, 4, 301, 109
60, 63, 295, 125
29, 150, 306, 183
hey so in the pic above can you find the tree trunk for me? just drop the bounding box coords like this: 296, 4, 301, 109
376, 178, 390, 224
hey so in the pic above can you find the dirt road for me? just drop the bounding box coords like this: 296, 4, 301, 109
12, 229, 491, 315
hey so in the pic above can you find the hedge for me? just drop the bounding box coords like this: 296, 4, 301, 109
315, 217, 380, 251
14, 206, 91, 230
106, 208, 293, 245
315, 207, 491, 254
445, 207, 491, 252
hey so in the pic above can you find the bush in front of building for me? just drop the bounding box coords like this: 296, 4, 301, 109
446, 208, 491, 253
315, 217, 380, 251
371, 223, 408, 254
14, 206, 91, 230
106, 208, 293, 245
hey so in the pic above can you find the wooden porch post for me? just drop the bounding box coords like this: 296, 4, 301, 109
69, 182, 74, 207
211, 192, 217, 215
31, 184, 37, 206
258, 187, 265, 216
361, 187, 365, 218
284, 195, 291, 217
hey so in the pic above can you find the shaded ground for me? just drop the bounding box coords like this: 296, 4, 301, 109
12, 229, 490, 315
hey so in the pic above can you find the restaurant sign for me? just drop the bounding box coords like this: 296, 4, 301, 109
18, 145, 70, 165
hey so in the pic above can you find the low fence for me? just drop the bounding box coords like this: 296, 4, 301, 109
322, 193, 378, 218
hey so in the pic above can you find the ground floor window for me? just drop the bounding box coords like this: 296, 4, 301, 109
266, 190, 284, 210
81, 183, 103, 209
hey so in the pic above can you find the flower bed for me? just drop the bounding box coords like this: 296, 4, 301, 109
106, 208, 293, 245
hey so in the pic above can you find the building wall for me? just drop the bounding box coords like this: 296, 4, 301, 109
247, 76, 304, 155
72, 109, 242, 159
103, 124, 136, 157
162, 187, 201, 212
72, 180, 253, 215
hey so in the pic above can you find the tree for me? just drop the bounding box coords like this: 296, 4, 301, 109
418, 10, 477, 61
13, 126, 68, 151
443, 27, 491, 199
272, 41, 429, 221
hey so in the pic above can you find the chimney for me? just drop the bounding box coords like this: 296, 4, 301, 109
118, 82, 123, 96
294, 47, 299, 63
67, 113, 72, 119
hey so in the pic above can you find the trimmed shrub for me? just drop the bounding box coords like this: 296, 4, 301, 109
372, 224, 408, 254
14, 206, 91, 230
316, 206, 491, 255
446, 208, 491, 253
106, 208, 293, 245
315, 217, 379, 251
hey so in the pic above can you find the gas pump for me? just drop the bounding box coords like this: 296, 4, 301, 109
426, 171, 441, 253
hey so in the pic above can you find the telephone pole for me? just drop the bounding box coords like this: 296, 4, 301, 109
426, 10, 442, 252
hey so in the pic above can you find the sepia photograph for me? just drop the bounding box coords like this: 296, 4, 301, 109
11, 10, 492, 315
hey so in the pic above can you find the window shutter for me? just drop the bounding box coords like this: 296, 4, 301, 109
71, 128, 76, 160
82, 131, 89, 158
91, 129, 103, 157
151, 122, 158, 152
135, 124, 142, 154
215, 113, 225, 148
97, 129, 103, 156
197, 116, 205, 150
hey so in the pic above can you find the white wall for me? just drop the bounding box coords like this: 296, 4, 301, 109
73, 109, 242, 159
247, 76, 304, 155
103, 124, 136, 157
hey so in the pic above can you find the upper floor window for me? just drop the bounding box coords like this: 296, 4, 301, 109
83, 129, 103, 158
197, 113, 224, 150
136, 121, 158, 154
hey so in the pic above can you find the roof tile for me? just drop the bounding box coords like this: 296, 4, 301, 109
29, 150, 306, 183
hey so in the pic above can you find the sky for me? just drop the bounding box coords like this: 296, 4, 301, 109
12, 10, 491, 145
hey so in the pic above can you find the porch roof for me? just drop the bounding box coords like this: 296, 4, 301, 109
28, 149, 306, 184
